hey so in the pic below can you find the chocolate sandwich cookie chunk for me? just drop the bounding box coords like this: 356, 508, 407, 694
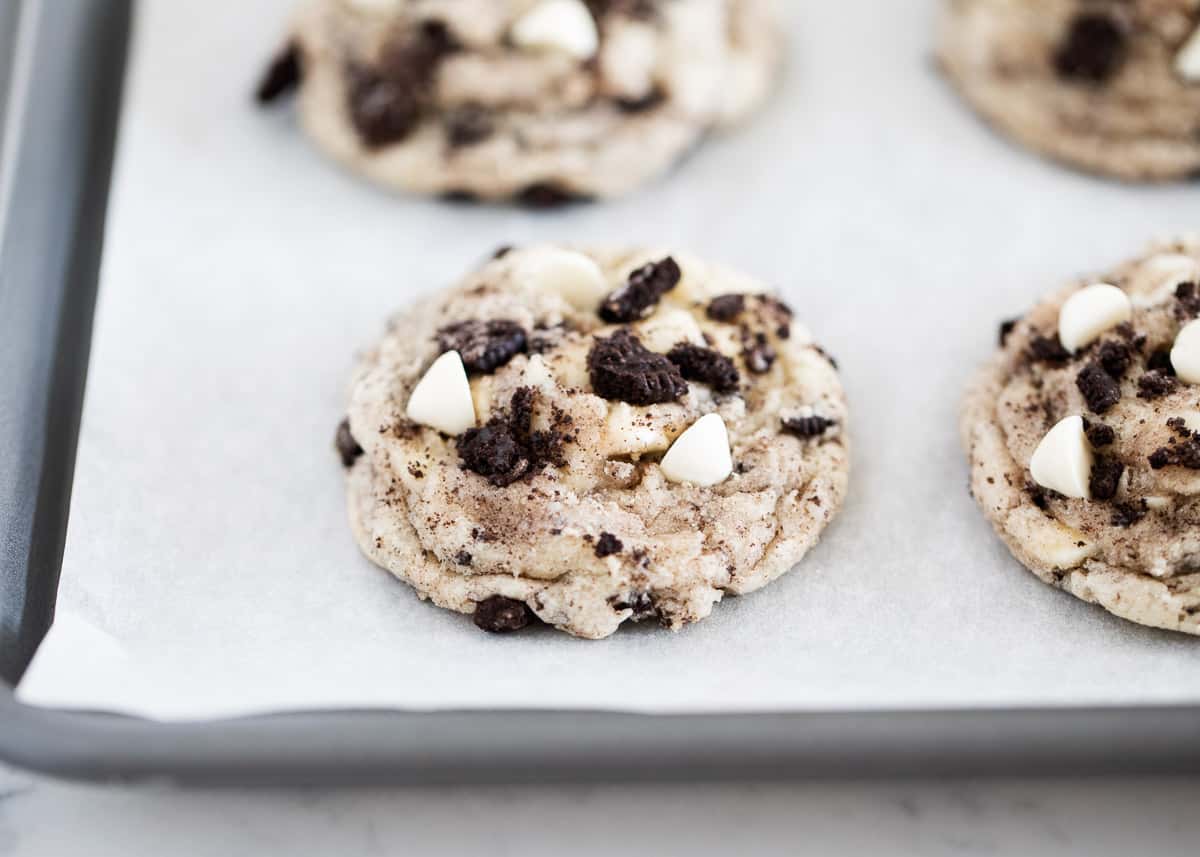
341, 244, 849, 638
259, 0, 783, 201
961, 239, 1200, 634
938, 0, 1200, 181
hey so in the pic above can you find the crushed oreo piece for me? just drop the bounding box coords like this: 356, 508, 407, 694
1096, 340, 1132, 379
1137, 371, 1178, 400
599, 258, 682, 323
454, 550, 473, 566
1053, 13, 1127, 83
1168, 417, 1192, 438
1027, 480, 1049, 510
492, 245, 514, 260
707, 294, 746, 323
1028, 334, 1071, 366
1111, 500, 1148, 528
594, 532, 623, 558
346, 22, 457, 148
1076, 362, 1121, 414
473, 596, 533, 633
782, 415, 836, 438
1083, 419, 1116, 448
609, 591, 658, 620
515, 183, 589, 209
458, 387, 566, 486
335, 418, 363, 468
1176, 282, 1200, 318
256, 42, 302, 104
1089, 456, 1124, 502
445, 105, 494, 147
742, 330, 776, 374
587, 329, 688, 405
436, 320, 527, 374
666, 343, 740, 393
1149, 425, 1200, 470
998, 318, 1020, 347
615, 88, 666, 113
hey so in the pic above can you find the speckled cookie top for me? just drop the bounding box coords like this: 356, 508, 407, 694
963, 239, 1200, 632
260, 0, 781, 200
342, 245, 849, 638
938, 0, 1200, 180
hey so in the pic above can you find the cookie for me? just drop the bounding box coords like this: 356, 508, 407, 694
340, 245, 849, 638
962, 239, 1200, 634
938, 0, 1200, 181
258, 0, 782, 202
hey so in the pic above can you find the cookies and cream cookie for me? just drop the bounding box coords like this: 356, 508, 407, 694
338, 245, 849, 638
258, 0, 782, 202
938, 0, 1200, 181
962, 239, 1200, 634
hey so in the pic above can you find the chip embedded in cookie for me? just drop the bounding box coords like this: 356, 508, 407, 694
937, 1, 1200, 181
961, 239, 1200, 634
258, 0, 783, 202
339, 245, 849, 639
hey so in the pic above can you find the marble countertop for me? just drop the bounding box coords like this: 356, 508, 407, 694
1, 763, 1196, 855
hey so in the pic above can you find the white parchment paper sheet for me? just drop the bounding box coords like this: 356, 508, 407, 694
17, 0, 1200, 720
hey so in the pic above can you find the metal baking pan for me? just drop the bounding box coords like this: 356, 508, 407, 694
2, 0, 1200, 786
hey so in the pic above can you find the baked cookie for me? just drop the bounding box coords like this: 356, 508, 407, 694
338, 245, 848, 638
258, 0, 781, 203
962, 239, 1200, 634
938, 0, 1200, 181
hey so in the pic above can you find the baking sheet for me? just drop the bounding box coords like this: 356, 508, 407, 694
17, 0, 1200, 721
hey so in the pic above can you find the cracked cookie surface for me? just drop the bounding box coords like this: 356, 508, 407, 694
938, 0, 1200, 181
962, 239, 1200, 634
341, 245, 849, 638
261, 0, 781, 201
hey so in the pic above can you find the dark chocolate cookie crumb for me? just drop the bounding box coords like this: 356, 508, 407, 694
587, 329, 688, 405
454, 550, 473, 566
515, 183, 589, 209
1111, 500, 1148, 528
594, 532, 623, 558
782, 415, 836, 438
1168, 417, 1193, 438
1076, 362, 1121, 414
1089, 455, 1124, 502
608, 591, 659, 620
615, 88, 666, 113
998, 318, 1020, 347
1028, 334, 1071, 366
1148, 427, 1200, 470
436, 320, 527, 374
335, 418, 363, 468
1053, 13, 1127, 84
473, 596, 533, 633
1083, 419, 1116, 448
445, 105, 494, 147
741, 330, 777, 374
666, 343, 740, 393
706, 294, 746, 323
458, 387, 566, 486
492, 245, 513, 259
599, 257, 682, 323
1137, 371, 1178, 400
256, 42, 302, 104
1096, 340, 1132, 379
346, 23, 457, 148
1027, 480, 1049, 511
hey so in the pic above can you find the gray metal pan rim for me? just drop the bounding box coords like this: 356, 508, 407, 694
1, 0, 1197, 786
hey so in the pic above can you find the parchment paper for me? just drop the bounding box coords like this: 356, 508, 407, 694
17, 0, 1200, 721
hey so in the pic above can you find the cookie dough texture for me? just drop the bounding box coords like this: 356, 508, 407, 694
273, 0, 782, 201
938, 0, 1200, 181
342, 246, 849, 639
962, 239, 1200, 634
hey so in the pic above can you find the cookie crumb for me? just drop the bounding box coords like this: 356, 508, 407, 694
666, 343, 740, 393
1076, 362, 1121, 413
437, 319, 527, 374
336, 418, 363, 468
473, 596, 533, 633
1083, 419, 1116, 448
1111, 500, 1148, 528
707, 294, 746, 323
1089, 455, 1124, 501
1053, 13, 1127, 84
1028, 334, 1070, 366
594, 532, 623, 558
1137, 371, 1177, 400
599, 257, 682, 323
998, 318, 1019, 347
782, 415, 836, 438
587, 329, 688, 405
256, 42, 302, 104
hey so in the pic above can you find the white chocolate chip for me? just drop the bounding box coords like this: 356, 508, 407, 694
1058, 283, 1132, 353
1011, 508, 1097, 570
513, 247, 608, 311
606, 403, 671, 456
1132, 253, 1200, 307
1030, 415, 1093, 500
511, 0, 599, 61
1144, 496, 1172, 512
406, 351, 476, 436
660, 413, 732, 486
1171, 319, 1200, 384
636, 308, 705, 353
1176, 26, 1200, 82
